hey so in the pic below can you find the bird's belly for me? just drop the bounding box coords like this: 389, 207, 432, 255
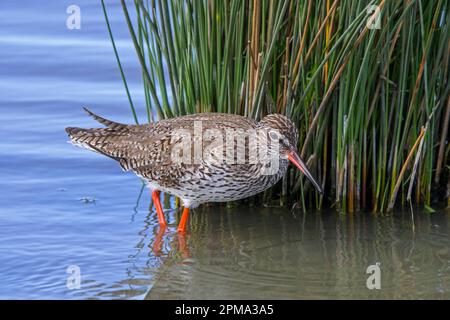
144, 173, 282, 207
171, 182, 272, 206
142, 161, 288, 207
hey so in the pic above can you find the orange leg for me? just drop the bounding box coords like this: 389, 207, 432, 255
152, 190, 167, 227
177, 207, 190, 233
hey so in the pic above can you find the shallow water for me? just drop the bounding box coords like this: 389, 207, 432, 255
146, 207, 450, 299
1, 1, 450, 300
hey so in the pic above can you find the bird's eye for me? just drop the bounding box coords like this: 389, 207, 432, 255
269, 130, 280, 141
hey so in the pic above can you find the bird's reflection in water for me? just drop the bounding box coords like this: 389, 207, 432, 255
152, 225, 191, 259
152, 226, 166, 257
139, 202, 450, 300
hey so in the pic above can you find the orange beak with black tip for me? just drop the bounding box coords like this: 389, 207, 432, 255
287, 151, 324, 195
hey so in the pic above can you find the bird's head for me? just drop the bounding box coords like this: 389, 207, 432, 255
260, 114, 323, 194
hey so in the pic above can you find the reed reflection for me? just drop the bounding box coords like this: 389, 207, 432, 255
144, 206, 450, 299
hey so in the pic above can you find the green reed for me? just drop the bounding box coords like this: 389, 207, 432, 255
104, 0, 449, 212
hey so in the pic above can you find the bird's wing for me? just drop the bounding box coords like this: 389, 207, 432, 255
126, 113, 260, 188
82, 107, 128, 130
66, 112, 259, 189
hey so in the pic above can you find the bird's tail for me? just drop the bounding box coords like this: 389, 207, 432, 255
65, 108, 129, 158
66, 126, 112, 155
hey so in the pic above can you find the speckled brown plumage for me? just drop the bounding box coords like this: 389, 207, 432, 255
66, 108, 321, 209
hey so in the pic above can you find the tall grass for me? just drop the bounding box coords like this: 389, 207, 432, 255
104, 0, 449, 212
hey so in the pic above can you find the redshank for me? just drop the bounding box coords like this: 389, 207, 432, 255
66, 108, 323, 232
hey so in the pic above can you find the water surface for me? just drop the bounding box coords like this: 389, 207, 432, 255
1, 1, 449, 300
146, 207, 450, 299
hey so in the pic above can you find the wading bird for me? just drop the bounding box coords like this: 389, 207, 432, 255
66, 108, 323, 233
